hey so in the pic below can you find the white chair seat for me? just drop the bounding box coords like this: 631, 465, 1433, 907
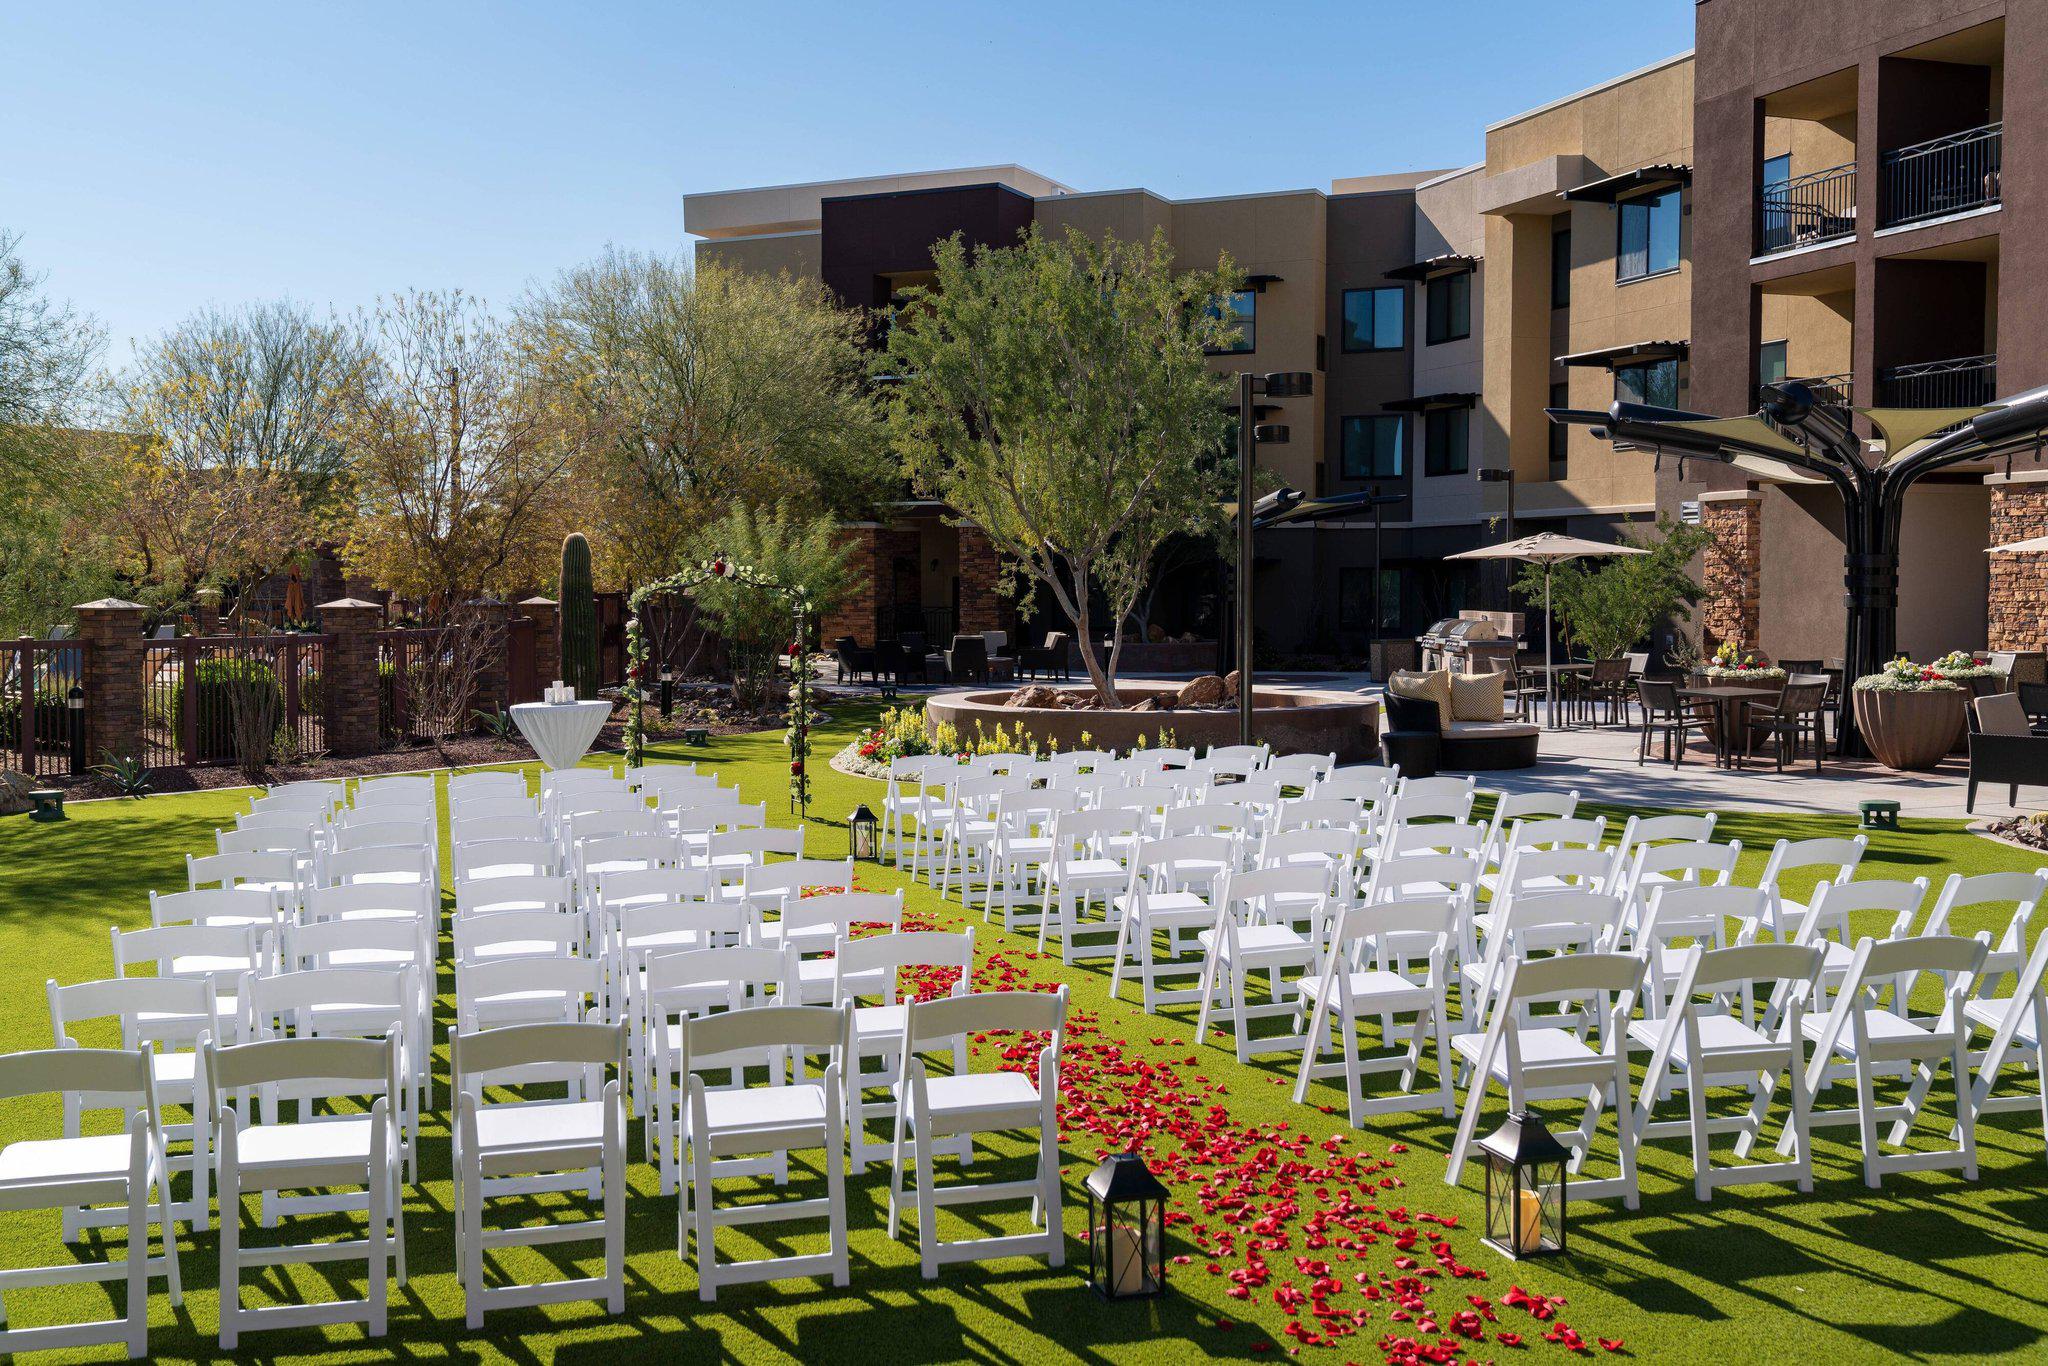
794, 960, 887, 992
1801, 1007, 1928, 1059
474, 1099, 606, 1155
1964, 997, 2040, 1047
913, 1071, 1041, 1121
700, 1084, 830, 1137
852, 1003, 909, 1041
1450, 1026, 1599, 1080
1297, 969, 1424, 1007
0, 1133, 133, 1185
236, 1117, 376, 1170
1196, 924, 1312, 961
1052, 859, 1125, 883
1112, 890, 1207, 916
170, 954, 254, 978
1000, 837, 1053, 860
324, 948, 416, 970
151, 1052, 198, 1089
1626, 1012, 1773, 1064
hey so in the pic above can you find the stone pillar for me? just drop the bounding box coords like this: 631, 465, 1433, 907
520, 597, 560, 690
956, 524, 1005, 636
1989, 480, 2048, 650
193, 587, 222, 635
73, 598, 149, 768
318, 598, 385, 757
1698, 490, 1762, 655
818, 525, 884, 646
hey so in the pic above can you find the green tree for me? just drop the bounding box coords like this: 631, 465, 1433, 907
880, 226, 1238, 703
1513, 518, 1715, 660
686, 503, 852, 711
519, 251, 889, 583
0, 230, 101, 482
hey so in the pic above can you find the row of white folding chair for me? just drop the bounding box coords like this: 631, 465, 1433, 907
449, 769, 531, 806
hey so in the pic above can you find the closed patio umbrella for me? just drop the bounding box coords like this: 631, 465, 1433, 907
1446, 532, 1648, 730
1988, 534, 2048, 554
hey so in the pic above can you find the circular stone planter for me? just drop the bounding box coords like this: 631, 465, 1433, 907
923, 684, 1380, 762
1853, 686, 1966, 772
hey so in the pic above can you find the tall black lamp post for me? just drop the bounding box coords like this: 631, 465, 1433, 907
1476, 465, 1517, 608
1235, 369, 1315, 746
1362, 487, 1408, 660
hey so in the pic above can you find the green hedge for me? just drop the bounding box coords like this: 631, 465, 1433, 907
174, 657, 283, 764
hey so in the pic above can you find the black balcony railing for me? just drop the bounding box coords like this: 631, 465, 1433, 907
1880, 122, 2002, 228
1760, 372, 1854, 410
1758, 162, 1857, 254
1878, 354, 1997, 409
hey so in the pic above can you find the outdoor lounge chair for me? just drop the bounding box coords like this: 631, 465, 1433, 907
1380, 690, 1538, 777
1967, 692, 2048, 813
832, 637, 876, 684
1017, 631, 1072, 681
943, 635, 988, 685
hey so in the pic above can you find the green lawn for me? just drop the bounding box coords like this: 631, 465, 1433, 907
0, 702, 2043, 1363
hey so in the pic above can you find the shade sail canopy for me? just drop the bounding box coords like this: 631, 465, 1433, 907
1445, 532, 1648, 564
1860, 407, 1992, 457
1989, 534, 2048, 554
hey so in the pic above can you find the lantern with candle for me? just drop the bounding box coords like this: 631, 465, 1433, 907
848, 803, 880, 862
1480, 1111, 1569, 1259
1082, 1153, 1168, 1299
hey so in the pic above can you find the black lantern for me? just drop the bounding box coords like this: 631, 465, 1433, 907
1480, 1111, 1569, 1259
1083, 1153, 1168, 1299
848, 803, 881, 862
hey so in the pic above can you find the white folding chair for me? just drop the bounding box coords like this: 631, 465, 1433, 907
1478, 789, 1581, 874
882, 755, 949, 870
149, 886, 278, 929
1960, 928, 2048, 1157
680, 1004, 850, 1299
452, 1021, 626, 1327
1629, 941, 1824, 1200
286, 916, 435, 1112
448, 770, 530, 805
741, 857, 856, 927
47, 977, 218, 1232
835, 929, 975, 1173
1615, 838, 1744, 932
1036, 808, 1143, 964
889, 988, 1067, 1279
453, 837, 559, 885
451, 813, 546, 847
455, 908, 584, 966
0, 1048, 181, 1359
205, 1032, 403, 1347
1754, 835, 1868, 941
1478, 816, 1608, 897
329, 819, 437, 856
1294, 896, 1457, 1124
984, 789, 1082, 925
1109, 834, 1237, 1012
456, 873, 572, 921
217, 824, 318, 857
1458, 889, 1626, 1035
187, 849, 302, 904
355, 774, 435, 808
111, 921, 273, 1035
1446, 951, 1645, 1207
643, 944, 792, 1190
781, 892, 906, 1004
935, 776, 1026, 904
1194, 865, 1330, 1063
456, 957, 608, 1033
1605, 811, 1719, 889
1911, 870, 2046, 1033
1633, 883, 1765, 1020
319, 844, 435, 891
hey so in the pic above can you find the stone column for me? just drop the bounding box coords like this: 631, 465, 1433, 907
519, 597, 560, 690
73, 598, 149, 768
1989, 480, 2048, 650
1698, 490, 1762, 654
317, 598, 384, 757
956, 524, 1005, 636
193, 587, 222, 635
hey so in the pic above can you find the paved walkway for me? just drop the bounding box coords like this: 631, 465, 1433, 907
823, 666, 2029, 821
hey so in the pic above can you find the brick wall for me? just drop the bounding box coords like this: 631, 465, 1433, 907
316, 599, 385, 756
74, 599, 148, 766
821, 526, 884, 645
1698, 492, 1761, 654
957, 525, 1005, 635
1989, 483, 2048, 650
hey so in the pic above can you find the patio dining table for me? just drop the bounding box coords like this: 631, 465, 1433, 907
1676, 685, 1782, 770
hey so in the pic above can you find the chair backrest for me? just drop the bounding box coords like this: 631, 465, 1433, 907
330, 819, 437, 854
1759, 835, 1867, 898
1493, 951, 1643, 1034
833, 928, 975, 1005
1364, 852, 1480, 901
1825, 934, 1986, 1023
454, 1020, 623, 1094
598, 866, 717, 912
322, 844, 435, 888
615, 899, 752, 963
644, 944, 790, 1021
1312, 765, 1399, 805
335, 801, 435, 832
217, 824, 318, 856
1379, 819, 1487, 859
303, 881, 435, 922
356, 775, 435, 807
1326, 895, 1458, 973
1048, 807, 1144, 856
1619, 839, 1744, 913
240, 967, 414, 1045
1975, 691, 2032, 736
0, 1046, 152, 1107
454, 908, 582, 963
457, 956, 607, 1028
741, 857, 856, 907
1205, 743, 1270, 770
1503, 815, 1607, 855
669, 800, 767, 835
780, 890, 905, 941
707, 826, 805, 862
1131, 834, 1237, 888
1636, 677, 1679, 710
1489, 889, 1625, 965
456, 874, 572, 918
1384, 775, 1478, 826
49, 975, 218, 1051
187, 849, 300, 892
1264, 752, 1336, 785
1800, 877, 1928, 950
113, 921, 270, 988
1922, 870, 2044, 981
449, 795, 541, 825
149, 886, 278, 928
541, 766, 622, 792
1158, 803, 1252, 840
452, 813, 546, 846
1271, 796, 1364, 833
1637, 883, 1768, 966
1218, 864, 1329, 923
1482, 789, 1580, 860
205, 1032, 397, 1116
576, 832, 680, 875
1258, 826, 1357, 870
289, 915, 428, 972
454, 837, 559, 882
250, 787, 339, 817
906, 985, 1067, 1051
564, 808, 665, 844
449, 770, 530, 803
682, 1002, 847, 1076
948, 635, 987, 668
1497, 845, 1615, 898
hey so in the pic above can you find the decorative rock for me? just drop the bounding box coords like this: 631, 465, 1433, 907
0, 770, 33, 816
1127, 697, 1161, 711
1175, 674, 1227, 708
1224, 670, 1243, 702
1006, 685, 1063, 710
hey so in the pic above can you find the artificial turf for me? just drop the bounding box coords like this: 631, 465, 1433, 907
0, 701, 2042, 1363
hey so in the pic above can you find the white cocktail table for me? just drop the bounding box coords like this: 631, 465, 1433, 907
510, 700, 613, 770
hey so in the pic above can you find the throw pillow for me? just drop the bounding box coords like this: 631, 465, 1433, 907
1450, 670, 1507, 722
1389, 669, 1455, 730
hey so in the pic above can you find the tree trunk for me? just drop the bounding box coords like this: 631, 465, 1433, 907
1071, 593, 1122, 707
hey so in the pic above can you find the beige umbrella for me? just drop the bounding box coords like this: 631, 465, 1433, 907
1447, 532, 1649, 730
1988, 534, 2048, 554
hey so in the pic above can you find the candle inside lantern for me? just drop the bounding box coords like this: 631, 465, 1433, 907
1095, 1221, 1148, 1295
1516, 1188, 1544, 1255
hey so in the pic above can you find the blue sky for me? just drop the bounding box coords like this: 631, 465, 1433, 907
2, 2, 1694, 358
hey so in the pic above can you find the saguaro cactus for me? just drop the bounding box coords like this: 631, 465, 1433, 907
558, 532, 600, 698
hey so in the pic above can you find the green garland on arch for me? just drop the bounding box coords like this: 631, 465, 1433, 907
623, 555, 816, 817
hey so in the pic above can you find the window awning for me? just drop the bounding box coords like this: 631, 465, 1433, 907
1244, 272, 1284, 292
1383, 253, 1478, 282
1383, 391, 1479, 413
1556, 339, 1690, 369
1559, 164, 1692, 204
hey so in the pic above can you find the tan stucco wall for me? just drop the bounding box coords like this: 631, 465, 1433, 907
695, 232, 823, 279
1897, 483, 1991, 660
1413, 169, 1486, 528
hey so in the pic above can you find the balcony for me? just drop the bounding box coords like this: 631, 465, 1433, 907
1758, 163, 1856, 255
1878, 354, 1996, 409
1880, 123, 2002, 228
1760, 372, 1853, 410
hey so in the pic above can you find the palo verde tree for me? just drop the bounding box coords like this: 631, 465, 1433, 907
1513, 517, 1716, 661
880, 225, 1239, 704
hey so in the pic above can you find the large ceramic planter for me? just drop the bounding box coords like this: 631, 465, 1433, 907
1853, 686, 1966, 771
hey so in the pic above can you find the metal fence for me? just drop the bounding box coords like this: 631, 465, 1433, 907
1758, 163, 1857, 254
375, 628, 442, 745
1, 638, 86, 777
141, 633, 330, 768
1881, 123, 2002, 228
1879, 354, 1998, 410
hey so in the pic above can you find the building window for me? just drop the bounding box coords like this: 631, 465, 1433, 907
1760, 154, 1792, 252
1551, 223, 1571, 308
1549, 381, 1570, 479
1338, 566, 1403, 632
1615, 357, 1680, 409
1758, 339, 1787, 391
1425, 271, 1470, 344
1205, 289, 1256, 354
1340, 286, 1404, 352
1340, 414, 1405, 480
1423, 408, 1469, 476
1617, 188, 1681, 282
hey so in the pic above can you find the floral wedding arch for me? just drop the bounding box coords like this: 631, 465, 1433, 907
622, 555, 816, 817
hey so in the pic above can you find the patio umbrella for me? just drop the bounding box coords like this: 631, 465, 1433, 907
1987, 534, 2048, 554
283, 566, 307, 623
1446, 532, 1648, 730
